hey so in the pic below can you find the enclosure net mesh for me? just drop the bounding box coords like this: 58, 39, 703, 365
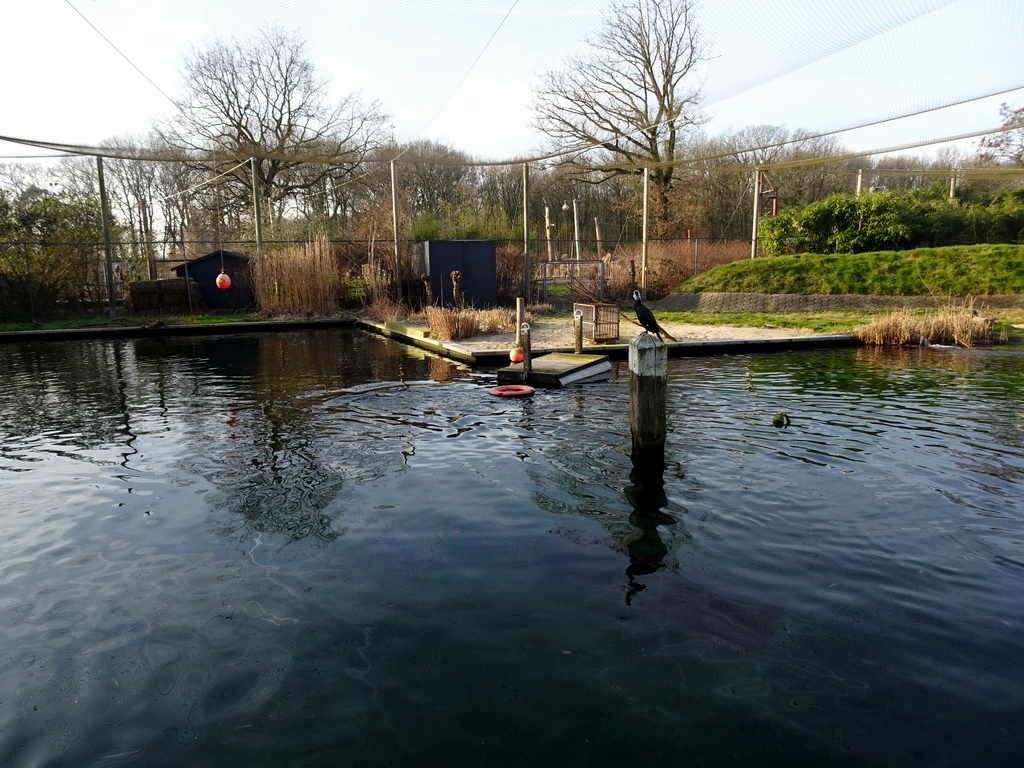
2, 0, 1023, 179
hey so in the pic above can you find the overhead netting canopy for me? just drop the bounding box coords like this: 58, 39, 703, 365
2, 0, 1023, 176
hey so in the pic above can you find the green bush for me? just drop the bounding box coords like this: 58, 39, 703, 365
760, 189, 1024, 258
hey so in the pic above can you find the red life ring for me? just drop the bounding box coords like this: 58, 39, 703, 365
488, 384, 535, 397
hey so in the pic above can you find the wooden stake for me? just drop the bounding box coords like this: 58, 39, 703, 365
515, 297, 525, 347
629, 333, 667, 453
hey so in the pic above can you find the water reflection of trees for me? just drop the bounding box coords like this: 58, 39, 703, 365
0, 341, 143, 465
160, 331, 465, 542
197, 399, 348, 543
0, 329, 467, 542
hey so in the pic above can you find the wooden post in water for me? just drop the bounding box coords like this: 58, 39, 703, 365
521, 322, 533, 383
629, 333, 667, 456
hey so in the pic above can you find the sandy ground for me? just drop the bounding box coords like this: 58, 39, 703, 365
453, 317, 832, 350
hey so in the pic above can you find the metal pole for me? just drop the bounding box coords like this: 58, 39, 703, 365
641, 167, 649, 293
181, 222, 193, 313
521, 322, 532, 385
250, 157, 264, 258
96, 156, 117, 319
391, 159, 403, 301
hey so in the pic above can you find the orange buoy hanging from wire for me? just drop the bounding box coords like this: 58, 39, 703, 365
216, 272, 231, 290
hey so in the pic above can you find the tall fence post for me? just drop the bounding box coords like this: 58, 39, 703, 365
96, 156, 116, 319
390, 159, 403, 302
750, 168, 762, 259
523, 163, 531, 301
250, 157, 264, 259
641, 167, 649, 293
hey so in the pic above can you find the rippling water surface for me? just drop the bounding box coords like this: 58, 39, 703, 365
1, 329, 1022, 767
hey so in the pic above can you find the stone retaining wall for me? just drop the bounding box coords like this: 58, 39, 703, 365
654, 293, 1024, 313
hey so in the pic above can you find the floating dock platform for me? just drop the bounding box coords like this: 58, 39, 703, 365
356, 320, 856, 367
497, 352, 612, 387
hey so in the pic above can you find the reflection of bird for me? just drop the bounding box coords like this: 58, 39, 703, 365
632, 290, 676, 342
772, 412, 791, 428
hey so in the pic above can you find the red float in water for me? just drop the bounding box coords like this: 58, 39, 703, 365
216, 272, 231, 289
488, 384, 535, 397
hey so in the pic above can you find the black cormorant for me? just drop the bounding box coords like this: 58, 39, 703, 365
632, 290, 675, 342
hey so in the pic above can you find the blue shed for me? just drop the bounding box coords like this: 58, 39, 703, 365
172, 250, 256, 311
421, 240, 497, 307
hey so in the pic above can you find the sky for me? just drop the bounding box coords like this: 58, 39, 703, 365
2, 0, 1023, 167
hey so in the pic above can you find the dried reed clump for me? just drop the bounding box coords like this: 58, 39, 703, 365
252, 240, 338, 315
477, 307, 519, 334
855, 302, 1006, 347
362, 294, 409, 323
424, 306, 483, 341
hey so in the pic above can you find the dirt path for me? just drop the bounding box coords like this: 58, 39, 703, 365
454, 317, 831, 350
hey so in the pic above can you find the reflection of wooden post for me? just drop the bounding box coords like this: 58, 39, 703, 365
629, 333, 667, 454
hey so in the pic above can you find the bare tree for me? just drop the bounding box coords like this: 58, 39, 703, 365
398, 140, 475, 215
532, 0, 707, 232
158, 27, 387, 231
979, 103, 1024, 167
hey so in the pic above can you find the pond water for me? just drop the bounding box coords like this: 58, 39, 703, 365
1, 329, 1023, 767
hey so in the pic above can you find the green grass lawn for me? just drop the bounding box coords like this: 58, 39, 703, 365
681, 244, 1024, 296
0, 313, 266, 333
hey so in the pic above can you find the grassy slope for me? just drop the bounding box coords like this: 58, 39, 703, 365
679, 244, 1024, 296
